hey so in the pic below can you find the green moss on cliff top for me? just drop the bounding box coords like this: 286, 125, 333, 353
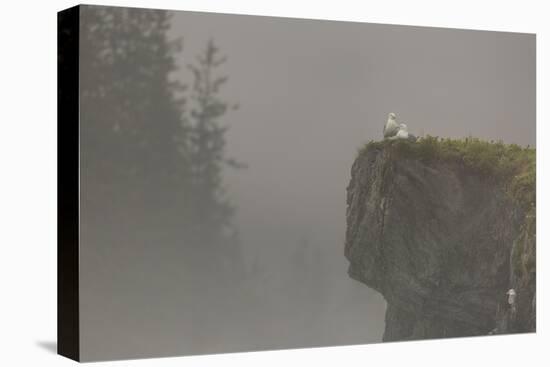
360, 136, 535, 213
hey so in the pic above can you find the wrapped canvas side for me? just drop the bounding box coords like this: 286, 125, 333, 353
57, 5, 81, 362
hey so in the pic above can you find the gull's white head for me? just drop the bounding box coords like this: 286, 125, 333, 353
400, 123, 408, 130
388, 112, 396, 120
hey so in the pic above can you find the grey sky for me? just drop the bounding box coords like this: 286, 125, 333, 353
79, 7, 535, 360
170, 9, 535, 341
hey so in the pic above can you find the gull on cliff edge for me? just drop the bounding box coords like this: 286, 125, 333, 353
383, 112, 400, 138
384, 113, 417, 142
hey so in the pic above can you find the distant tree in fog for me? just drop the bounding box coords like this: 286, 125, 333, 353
80, 6, 189, 210
79, 7, 244, 257
186, 39, 245, 248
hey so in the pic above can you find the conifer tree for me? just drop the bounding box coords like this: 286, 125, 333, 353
186, 39, 243, 247
79, 6, 188, 210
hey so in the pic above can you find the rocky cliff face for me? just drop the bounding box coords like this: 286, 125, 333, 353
345, 141, 535, 341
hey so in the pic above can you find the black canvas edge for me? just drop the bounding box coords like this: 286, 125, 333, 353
57, 5, 81, 362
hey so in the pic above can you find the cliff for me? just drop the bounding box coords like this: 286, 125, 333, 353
345, 138, 535, 341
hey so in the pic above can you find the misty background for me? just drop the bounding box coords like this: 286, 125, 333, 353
77, 5, 535, 361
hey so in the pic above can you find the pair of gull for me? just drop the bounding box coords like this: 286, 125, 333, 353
383, 112, 417, 142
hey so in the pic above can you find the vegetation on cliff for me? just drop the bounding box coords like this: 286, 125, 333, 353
361, 136, 536, 274
360, 136, 535, 212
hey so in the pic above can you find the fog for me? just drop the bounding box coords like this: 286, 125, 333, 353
78, 6, 535, 361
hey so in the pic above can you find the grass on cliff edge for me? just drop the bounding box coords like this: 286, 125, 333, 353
360, 136, 535, 213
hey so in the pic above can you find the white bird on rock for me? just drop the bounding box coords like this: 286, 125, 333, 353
383, 112, 400, 138
387, 121, 418, 142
